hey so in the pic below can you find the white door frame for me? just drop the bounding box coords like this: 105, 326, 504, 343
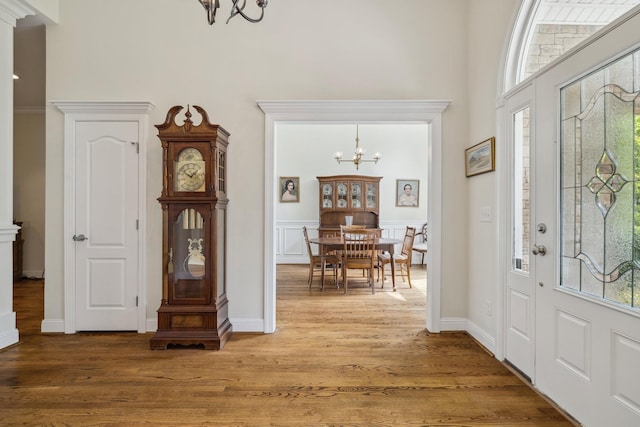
258, 100, 450, 333
499, 82, 537, 379
53, 101, 154, 333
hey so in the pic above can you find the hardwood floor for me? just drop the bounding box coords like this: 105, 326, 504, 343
1, 266, 575, 426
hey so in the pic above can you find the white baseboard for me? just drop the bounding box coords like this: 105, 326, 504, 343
439, 317, 467, 331
145, 318, 156, 332
0, 327, 19, 350
21, 270, 45, 280
145, 317, 266, 334
42, 315, 494, 353
439, 317, 496, 355
41, 318, 65, 333
230, 318, 265, 332
466, 320, 497, 355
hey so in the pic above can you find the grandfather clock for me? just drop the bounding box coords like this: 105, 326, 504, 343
150, 105, 232, 350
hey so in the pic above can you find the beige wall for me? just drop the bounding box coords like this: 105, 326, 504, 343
41, 0, 519, 333
13, 112, 45, 278
466, 0, 520, 337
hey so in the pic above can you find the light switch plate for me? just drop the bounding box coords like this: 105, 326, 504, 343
480, 206, 492, 222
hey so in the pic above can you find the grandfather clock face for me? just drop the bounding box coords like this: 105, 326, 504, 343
174, 147, 206, 193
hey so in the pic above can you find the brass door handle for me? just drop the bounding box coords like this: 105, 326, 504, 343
531, 244, 546, 256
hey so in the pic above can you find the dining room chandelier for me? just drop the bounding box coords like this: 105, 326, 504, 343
333, 125, 382, 170
198, 0, 268, 25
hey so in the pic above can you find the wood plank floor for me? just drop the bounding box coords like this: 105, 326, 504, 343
0, 265, 576, 426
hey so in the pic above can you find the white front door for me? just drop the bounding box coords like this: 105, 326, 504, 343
532, 27, 640, 425
74, 121, 139, 331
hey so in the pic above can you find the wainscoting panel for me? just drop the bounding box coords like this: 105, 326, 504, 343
276, 220, 426, 264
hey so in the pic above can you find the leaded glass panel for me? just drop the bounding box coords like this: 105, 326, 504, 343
513, 107, 530, 272
560, 48, 640, 310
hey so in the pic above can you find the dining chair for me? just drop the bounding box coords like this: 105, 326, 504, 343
339, 225, 368, 276
412, 222, 428, 265
340, 229, 377, 294
377, 226, 416, 289
302, 226, 340, 289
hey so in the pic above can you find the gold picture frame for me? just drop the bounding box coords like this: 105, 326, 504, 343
279, 176, 300, 203
465, 137, 495, 177
396, 179, 419, 207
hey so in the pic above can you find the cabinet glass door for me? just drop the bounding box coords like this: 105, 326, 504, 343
350, 182, 362, 208
336, 182, 349, 209
366, 183, 377, 209
322, 182, 334, 209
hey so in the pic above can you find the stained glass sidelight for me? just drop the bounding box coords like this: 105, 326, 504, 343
513, 107, 531, 273
560, 48, 640, 310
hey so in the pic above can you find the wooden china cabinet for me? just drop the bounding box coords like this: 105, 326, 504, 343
317, 175, 382, 236
150, 105, 232, 350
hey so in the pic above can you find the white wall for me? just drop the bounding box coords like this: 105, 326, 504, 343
276, 123, 428, 220
40, 0, 518, 333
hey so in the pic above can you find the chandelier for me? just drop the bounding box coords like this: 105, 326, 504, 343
334, 125, 382, 170
198, 0, 268, 25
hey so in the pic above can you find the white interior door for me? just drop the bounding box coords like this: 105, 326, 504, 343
74, 121, 139, 331
504, 83, 536, 380
533, 30, 640, 426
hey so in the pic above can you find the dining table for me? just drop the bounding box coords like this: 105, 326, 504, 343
309, 235, 403, 290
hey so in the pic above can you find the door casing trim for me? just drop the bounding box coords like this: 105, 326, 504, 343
53, 101, 154, 333
258, 99, 450, 333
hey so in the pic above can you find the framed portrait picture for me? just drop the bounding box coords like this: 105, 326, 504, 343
465, 137, 495, 177
279, 176, 300, 203
396, 179, 419, 207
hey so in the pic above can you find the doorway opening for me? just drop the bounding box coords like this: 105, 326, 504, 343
259, 100, 449, 334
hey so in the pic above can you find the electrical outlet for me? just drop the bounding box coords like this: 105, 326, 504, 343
485, 300, 492, 317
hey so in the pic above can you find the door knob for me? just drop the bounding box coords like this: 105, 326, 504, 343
531, 244, 546, 256
73, 234, 88, 241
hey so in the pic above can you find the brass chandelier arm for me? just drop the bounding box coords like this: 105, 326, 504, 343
334, 124, 382, 170
335, 157, 380, 171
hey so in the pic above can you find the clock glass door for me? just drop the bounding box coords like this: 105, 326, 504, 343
170, 208, 208, 303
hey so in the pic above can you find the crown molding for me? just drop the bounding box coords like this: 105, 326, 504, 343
0, 0, 36, 26
51, 101, 155, 115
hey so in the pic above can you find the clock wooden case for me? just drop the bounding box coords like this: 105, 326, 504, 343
150, 105, 232, 350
